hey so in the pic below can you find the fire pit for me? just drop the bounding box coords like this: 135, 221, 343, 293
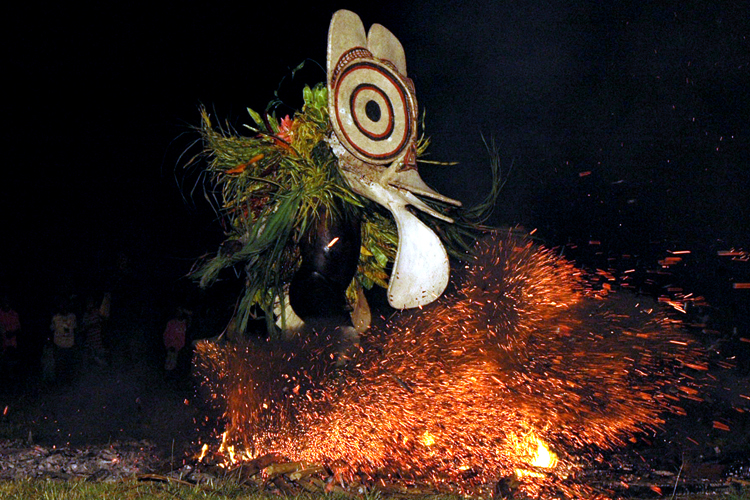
191, 232, 749, 498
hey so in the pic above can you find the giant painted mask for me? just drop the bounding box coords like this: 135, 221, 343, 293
326, 10, 462, 309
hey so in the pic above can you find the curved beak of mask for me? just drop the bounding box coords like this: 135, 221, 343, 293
327, 9, 462, 309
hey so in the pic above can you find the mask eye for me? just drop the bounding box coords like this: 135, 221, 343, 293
330, 59, 416, 164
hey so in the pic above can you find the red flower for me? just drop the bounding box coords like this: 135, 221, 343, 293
277, 115, 294, 142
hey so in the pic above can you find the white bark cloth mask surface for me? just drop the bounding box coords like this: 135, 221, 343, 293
326, 9, 462, 309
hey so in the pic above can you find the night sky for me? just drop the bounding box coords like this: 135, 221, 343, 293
4, 1, 749, 336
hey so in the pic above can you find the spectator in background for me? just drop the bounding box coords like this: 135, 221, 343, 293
163, 307, 191, 372
51, 298, 78, 383
81, 293, 110, 366
0, 294, 22, 380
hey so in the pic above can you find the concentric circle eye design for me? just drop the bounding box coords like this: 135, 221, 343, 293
331, 59, 416, 164
351, 84, 393, 140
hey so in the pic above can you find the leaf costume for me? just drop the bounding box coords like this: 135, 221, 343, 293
191, 14, 496, 336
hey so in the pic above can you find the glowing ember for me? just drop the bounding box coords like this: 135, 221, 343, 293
194, 231, 706, 496
418, 431, 436, 447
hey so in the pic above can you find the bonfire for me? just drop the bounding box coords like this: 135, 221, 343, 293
194, 231, 707, 498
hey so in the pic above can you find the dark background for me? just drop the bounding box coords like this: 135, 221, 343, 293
3, 1, 748, 353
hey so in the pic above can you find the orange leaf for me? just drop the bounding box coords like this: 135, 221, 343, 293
226, 154, 265, 174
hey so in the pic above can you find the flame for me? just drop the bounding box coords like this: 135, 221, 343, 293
197, 443, 209, 462
194, 231, 706, 496
218, 431, 238, 465
513, 431, 558, 479
531, 438, 557, 469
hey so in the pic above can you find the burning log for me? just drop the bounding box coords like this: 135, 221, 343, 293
194, 231, 709, 497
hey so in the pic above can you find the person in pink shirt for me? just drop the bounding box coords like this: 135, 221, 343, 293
163, 307, 191, 371
0, 294, 22, 379
0, 295, 21, 348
